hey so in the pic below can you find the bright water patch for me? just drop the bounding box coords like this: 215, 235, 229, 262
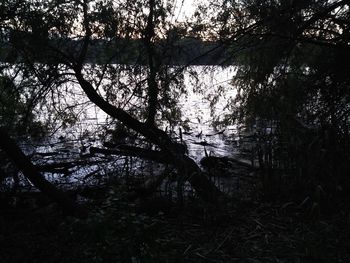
41, 65, 240, 161
2, 64, 246, 192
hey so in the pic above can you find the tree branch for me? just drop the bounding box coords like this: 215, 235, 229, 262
0, 127, 87, 218
144, 0, 158, 126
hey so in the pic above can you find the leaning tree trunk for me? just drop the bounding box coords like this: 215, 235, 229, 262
74, 70, 224, 204
72, 5, 224, 204
90, 145, 224, 203
0, 127, 87, 218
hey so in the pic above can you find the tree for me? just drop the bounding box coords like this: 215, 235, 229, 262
0, 0, 224, 207
203, 0, 350, 195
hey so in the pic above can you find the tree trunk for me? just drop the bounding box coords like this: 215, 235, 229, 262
90, 145, 225, 203
74, 70, 224, 203
0, 127, 87, 218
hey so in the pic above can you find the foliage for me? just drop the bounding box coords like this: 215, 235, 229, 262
0, 74, 47, 139
1, 0, 193, 130
1, 1, 350, 262
202, 0, 350, 197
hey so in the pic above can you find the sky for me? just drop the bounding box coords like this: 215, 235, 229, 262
171, 0, 198, 22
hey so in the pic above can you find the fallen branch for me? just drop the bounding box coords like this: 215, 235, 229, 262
90, 145, 173, 164
90, 145, 225, 203
0, 127, 88, 219
36, 160, 104, 174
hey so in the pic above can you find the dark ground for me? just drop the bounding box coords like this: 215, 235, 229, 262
1, 176, 350, 263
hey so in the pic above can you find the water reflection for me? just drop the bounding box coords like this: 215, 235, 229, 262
50, 65, 239, 161
3, 64, 246, 192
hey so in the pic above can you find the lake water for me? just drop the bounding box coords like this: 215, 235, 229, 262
29, 65, 240, 159
176, 66, 239, 160
3, 64, 254, 193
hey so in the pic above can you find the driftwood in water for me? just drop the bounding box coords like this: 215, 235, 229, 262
205, 129, 226, 137
90, 144, 225, 203
90, 145, 172, 199
193, 141, 216, 147
200, 156, 257, 178
36, 162, 72, 174
90, 145, 173, 164
36, 160, 104, 174
200, 156, 256, 169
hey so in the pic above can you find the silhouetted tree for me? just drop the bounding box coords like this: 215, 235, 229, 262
0, 0, 224, 207
204, 0, 350, 196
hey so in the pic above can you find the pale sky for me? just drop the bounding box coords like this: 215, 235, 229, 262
171, 0, 198, 22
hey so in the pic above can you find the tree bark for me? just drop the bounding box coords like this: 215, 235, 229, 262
144, 0, 158, 125
0, 127, 87, 218
74, 9, 225, 204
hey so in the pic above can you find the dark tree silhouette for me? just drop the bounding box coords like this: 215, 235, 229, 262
203, 0, 350, 196
0, 0, 224, 209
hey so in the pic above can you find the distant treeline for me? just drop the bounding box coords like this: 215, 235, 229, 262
0, 33, 233, 65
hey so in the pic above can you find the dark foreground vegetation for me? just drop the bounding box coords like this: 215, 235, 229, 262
1, 173, 350, 263
1, 0, 350, 262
